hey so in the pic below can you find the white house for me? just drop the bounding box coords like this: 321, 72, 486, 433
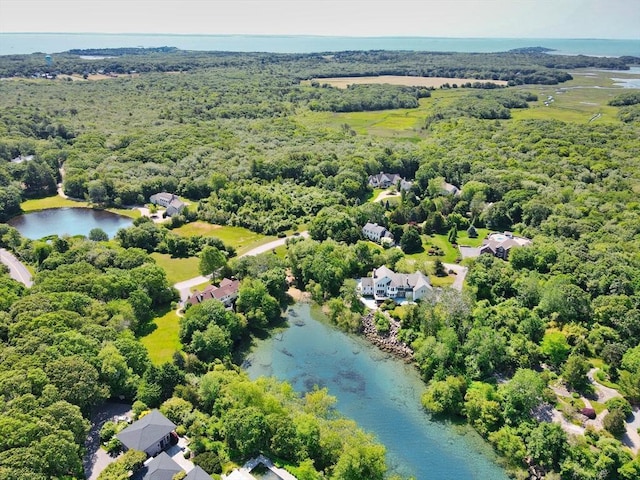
362, 222, 394, 244
368, 172, 412, 190
479, 231, 531, 260
150, 192, 186, 217
360, 266, 432, 301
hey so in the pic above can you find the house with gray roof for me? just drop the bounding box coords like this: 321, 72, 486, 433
185, 466, 215, 480
479, 231, 531, 260
150, 192, 185, 217
359, 265, 432, 302
117, 409, 177, 457
362, 222, 394, 245
368, 172, 413, 191
140, 452, 182, 480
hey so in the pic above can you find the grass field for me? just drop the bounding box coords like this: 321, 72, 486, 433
150, 253, 200, 284
140, 307, 182, 365
173, 221, 273, 255
20, 195, 141, 219
305, 75, 508, 89
21, 195, 89, 211
300, 69, 629, 137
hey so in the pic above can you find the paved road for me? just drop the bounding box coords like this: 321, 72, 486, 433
174, 231, 309, 301
0, 248, 33, 287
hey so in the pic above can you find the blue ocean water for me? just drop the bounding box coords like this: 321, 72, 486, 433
246, 303, 509, 480
1, 33, 639, 56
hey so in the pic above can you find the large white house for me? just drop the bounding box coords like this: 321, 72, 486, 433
360, 266, 432, 302
368, 172, 413, 191
362, 222, 394, 244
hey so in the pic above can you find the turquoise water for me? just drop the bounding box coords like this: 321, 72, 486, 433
246, 303, 508, 480
8, 207, 133, 239
1, 33, 638, 56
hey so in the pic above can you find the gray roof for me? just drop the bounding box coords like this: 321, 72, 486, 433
150, 192, 175, 203
363, 222, 387, 235
185, 466, 214, 480
361, 277, 373, 288
116, 409, 176, 453
142, 452, 182, 480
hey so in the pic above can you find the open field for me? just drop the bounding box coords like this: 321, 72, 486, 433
172, 221, 273, 255
21, 195, 89, 212
307, 75, 508, 89
301, 68, 633, 137
140, 308, 182, 365
150, 253, 200, 284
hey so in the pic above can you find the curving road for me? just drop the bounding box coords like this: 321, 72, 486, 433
174, 231, 309, 301
0, 248, 33, 287
443, 262, 467, 291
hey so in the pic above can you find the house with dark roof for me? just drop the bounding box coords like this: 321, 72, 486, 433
187, 278, 240, 308
362, 222, 394, 245
140, 452, 182, 480
359, 265, 432, 302
116, 409, 177, 457
368, 172, 413, 190
185, 466, 215, 480
149, 192, 185, 217
479, 231, 531, 260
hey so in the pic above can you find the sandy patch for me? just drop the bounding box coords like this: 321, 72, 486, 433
288, 287, 310, 302
307, 75, 508, 89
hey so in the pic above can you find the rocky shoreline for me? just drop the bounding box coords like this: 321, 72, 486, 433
361, 311, 414, 360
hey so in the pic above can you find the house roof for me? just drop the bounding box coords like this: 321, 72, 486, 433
187, 278, 240, 306
361, 277, 373, 288
142, 452, 182, 480
185, 466, 214, 480
150, 192, 175, 203
363, 222, 387, 235
373, 266, 432, 291
116, 409, 176, 453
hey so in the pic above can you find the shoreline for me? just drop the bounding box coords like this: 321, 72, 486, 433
361, 311, 414, 361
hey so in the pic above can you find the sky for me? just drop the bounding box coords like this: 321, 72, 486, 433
1, 0, 638, 39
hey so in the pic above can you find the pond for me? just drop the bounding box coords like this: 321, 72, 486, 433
8, 207, 133, 239
246, 303, 509, 480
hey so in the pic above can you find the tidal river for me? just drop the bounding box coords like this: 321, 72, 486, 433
246, 303, 509, 480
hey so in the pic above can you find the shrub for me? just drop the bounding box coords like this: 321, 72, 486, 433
603, 408, 626, 437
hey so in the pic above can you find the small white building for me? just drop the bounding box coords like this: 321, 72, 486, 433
360, 265, 432, 302
150, 192, 186, 217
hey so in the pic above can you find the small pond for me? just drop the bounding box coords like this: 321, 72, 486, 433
8, 207, 133, 239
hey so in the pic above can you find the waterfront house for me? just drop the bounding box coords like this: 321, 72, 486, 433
360, 265, 432, 301
116, 409, 176, 457
149, 192, 185, 217
187, 278, 240, 308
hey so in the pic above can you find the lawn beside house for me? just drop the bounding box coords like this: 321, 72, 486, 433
150, 253, 200, 284
172, 221, 274, 255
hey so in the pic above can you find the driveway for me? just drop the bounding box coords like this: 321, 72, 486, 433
84, 402, 132, 480
442, 262, 467, 291
174, 231, 309, 300
0, 248, 33, 287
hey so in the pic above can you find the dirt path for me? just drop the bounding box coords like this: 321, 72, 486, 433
373, 190, 399, 203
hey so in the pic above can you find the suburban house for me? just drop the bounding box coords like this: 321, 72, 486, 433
187, 278, 240, 308
368, 172, 412, 190
116, 409, 176, 457
141, 452, 182, 480
362, 222, 394, 245
479, 231, 531, 260
443, 182, 461, 196
149, 192, 186, 217
185, 466, 215, 480
359, 265, 432, 302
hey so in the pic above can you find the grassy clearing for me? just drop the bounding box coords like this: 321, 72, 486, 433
150, 253, 200, 284
190, 281, 211, 293
107, 207, 141, 219
430, 275, 455, 288
140, 307, 182, 365
173, 221, 274, 255
305, 75, 508, 89
21, 195, 88, 211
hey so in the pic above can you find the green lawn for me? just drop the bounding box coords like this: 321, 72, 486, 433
140, 308, 182, 365
150, 253, 201, 284
21, 195, 88, 211
456, 228, 489, 247
173, 221, 274, 255
20, 195, 141, 219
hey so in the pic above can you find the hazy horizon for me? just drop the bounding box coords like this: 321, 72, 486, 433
1, 1, 638, 40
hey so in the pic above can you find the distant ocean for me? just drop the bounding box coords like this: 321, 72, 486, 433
1, 33, 639, 57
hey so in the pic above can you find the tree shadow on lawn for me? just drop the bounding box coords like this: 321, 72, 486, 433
136, 304, 174, 337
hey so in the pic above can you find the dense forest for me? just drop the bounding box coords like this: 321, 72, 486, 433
1, 47, 639, 479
